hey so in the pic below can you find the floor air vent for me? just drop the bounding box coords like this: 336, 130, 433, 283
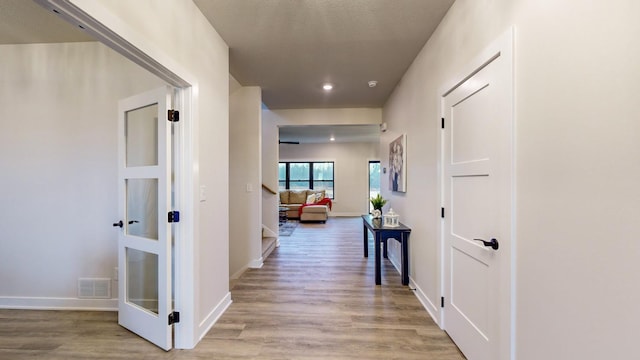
77, 278, 111, 299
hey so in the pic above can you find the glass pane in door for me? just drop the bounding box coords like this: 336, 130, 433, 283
126, 104, 158, 167
126, 248, 158, 314
126, 179, 158, 240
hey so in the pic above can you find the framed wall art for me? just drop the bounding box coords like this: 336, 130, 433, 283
389, 134, 406, 192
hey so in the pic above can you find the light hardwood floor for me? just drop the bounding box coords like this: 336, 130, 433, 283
0, 217, 464, 359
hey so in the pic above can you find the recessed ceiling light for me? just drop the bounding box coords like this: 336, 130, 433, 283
368, 80, 378, 88
323, 83, 333, 91
330, 136, 335, 141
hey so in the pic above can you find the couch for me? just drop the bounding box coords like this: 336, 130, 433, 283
279, 189, 331, 222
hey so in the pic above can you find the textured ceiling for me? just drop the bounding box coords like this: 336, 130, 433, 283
2, 0, 454, 109
194, 0, 454, 109
279, 124, 381, 144
0, 0, 93, 44
2, 0, 453, 143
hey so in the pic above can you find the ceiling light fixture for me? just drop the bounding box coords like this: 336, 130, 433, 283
323, 83, 333, 91
330, 136, 335, 141
368, 80, 378, 88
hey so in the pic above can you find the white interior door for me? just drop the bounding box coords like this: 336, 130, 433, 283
442, 33, 513, 360
117, 87, 173, 350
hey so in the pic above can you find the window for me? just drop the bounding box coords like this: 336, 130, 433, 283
369, 161, 381, 212
278, 163, 287, 189
289, 162, 310, 190
279, 161, 334, 198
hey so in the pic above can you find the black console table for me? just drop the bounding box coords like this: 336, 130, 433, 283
361, 215, 411, 285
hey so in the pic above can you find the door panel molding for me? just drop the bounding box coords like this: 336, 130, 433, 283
439, 28, 515, 360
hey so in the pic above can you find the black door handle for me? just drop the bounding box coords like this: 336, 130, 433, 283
128, 220, 139, 225
112, 220, 123, 228
473, 238, 499, 250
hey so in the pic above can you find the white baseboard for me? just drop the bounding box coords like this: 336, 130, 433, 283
262, 241, 277, 260
409, 279, 441, 327
230, 265, 248, 280
388, 250, 401, 273
248, 257, 264, 269
197, 292, 232, 343
231, 256, 264, 280
0, 296, 117, 311
385, 243, 441, 328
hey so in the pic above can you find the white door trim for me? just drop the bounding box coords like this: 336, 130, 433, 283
438, 27, 516, 360
35, 0, 199, 349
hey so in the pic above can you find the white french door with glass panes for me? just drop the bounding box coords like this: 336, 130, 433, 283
116, 87, 175, 351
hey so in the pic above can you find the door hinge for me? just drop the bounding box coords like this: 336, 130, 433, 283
168, 109, 180, 122
441, 297, 445, 308
441, 117, 445, 129
441, 207, 445, 218
168, 211, 180, 223
168, 311, 180, 325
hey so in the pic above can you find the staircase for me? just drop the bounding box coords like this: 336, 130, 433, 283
261, 225, 278, 259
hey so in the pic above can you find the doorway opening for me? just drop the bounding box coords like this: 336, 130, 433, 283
29, 0, 197, 350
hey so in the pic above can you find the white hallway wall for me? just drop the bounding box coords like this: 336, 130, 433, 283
0, 41, 163, 308
229, 86, 263, 278
383, 0, 640, 359
279, 142, 379, 216
261, 109, 280, 236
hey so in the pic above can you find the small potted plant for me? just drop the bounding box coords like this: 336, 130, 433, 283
370, 194, 387, 218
